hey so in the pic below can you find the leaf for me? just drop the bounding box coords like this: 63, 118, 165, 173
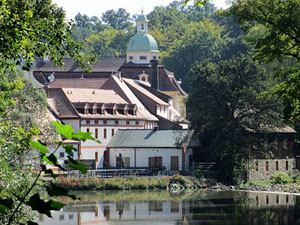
63, 144, 77, 155
42, 154, 64, 170
46, 183, 76, 200
0, 199, 13, 213
52, 121, 74, 139
73, 130, 98, 142
27, 221, 39, 225
65, 157, 87, 173
26, 194, 65, 217
30, 141, 48, 155
41, 165, 57, 178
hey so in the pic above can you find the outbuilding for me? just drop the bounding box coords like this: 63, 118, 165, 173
106, 129, 194, 171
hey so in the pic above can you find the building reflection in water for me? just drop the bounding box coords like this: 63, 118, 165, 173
38, 191, 300, 225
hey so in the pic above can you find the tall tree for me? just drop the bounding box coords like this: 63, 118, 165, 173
223, 0, 300, 125
187, 55, 281, 183
0, 0, 95, 224
161, 18, 228, 92
101, 8, 133, 31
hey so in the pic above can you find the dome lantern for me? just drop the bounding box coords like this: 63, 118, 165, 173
126, 11, 159, 64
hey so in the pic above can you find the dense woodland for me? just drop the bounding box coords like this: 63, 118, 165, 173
1, 0, 300, 224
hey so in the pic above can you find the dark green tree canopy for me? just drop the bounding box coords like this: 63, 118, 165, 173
187, 55, 282, 183
101, 8, 133, 30
224, 0, 300, 62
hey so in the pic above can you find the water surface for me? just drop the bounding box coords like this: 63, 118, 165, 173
38, 190, 300, 225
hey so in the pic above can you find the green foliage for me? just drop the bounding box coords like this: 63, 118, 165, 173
225, 0, 300, 124
187, 55, 281, 184
270, 172, 293, 185
101, 8, 133, 30
0, 0, 94, 72
161, 18, 228, 92
85, 29, 133, 58
224, 0, 300, 63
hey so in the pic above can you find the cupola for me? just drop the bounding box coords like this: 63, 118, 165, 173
126, 11, 159, 64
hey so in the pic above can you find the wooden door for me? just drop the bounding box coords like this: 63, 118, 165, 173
171, 156, 179, 171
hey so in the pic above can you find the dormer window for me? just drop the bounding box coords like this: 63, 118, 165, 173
129, 56, 133, 60
153, 56, 157, 59
138, 71, 149, 83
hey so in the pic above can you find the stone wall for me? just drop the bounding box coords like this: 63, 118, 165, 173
248, 158, 296, 181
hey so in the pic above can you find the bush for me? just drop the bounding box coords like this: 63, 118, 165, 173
270, 172, 293, 185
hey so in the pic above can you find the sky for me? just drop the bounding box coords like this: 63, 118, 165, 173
52, 0, 229, 20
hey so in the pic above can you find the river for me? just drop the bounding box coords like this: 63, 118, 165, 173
38, 190, 300, 225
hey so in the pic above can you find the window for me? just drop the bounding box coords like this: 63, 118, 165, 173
112, 128, 115, 136
95, 128, 98, 139
69, 214, 74, 220
129, 56, 133, 60
104, 128, 107, 139
95, 152, 98, 162
141, 77, 146, 81
140, 55, 147, 60
153, 56, 157, 60
87, 128, 90, 133
266, 195, 269, 205
286, 161, 289, 170
59, 215, 64, 221
148, 157, 162, 168
59, 152, 64, 158
276, 161, 279, 171
126, 120, 130, 125
266, 161, 269, 171
141, 23, 144, 30
86, 120, 90, 124
255, 162, 258, 171
171, 201, 179, 213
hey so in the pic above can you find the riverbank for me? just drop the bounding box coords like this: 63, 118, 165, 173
56, 173, 300, 194
56, 174, 201, 191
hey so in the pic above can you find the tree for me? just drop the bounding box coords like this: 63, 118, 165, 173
223, 0, 300, 124
0, 0, 95, 224
86, 29, 133, 58
187, 55, 281, 183
224, 0, 300, 62
101, 8, 133, 31
161, 18, 228, 92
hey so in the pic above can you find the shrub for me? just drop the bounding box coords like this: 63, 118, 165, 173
270, 172, 293, 185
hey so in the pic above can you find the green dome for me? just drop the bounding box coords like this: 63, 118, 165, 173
137, 14, 147, 21
127, 34, 158, 52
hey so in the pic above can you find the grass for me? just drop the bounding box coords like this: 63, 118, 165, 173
56, 175, 199, 191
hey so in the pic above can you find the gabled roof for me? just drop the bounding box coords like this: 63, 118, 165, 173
123, 78, 169, 106
107, 129, 193, 148
62, 88, 127, 104
34, 57, 125, 72
47, 78, 108, 89
47, 89, 79, 118
101, 75, 158, 121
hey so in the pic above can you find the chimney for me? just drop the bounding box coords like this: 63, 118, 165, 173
150, 59, 159, 90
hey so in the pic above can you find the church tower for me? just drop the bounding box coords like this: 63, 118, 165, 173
126, 11, 159, 64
